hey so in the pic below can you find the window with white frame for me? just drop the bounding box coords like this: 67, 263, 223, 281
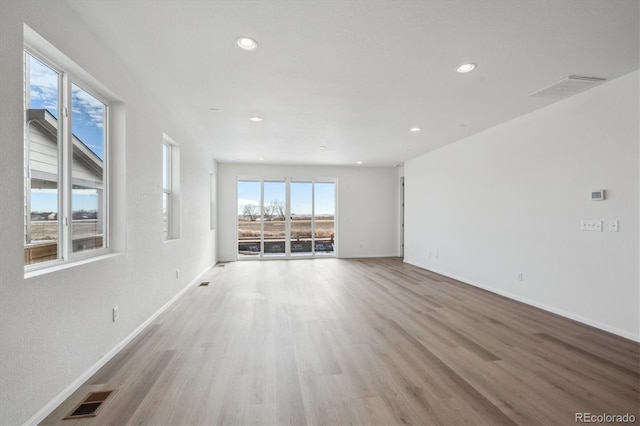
24, 48, 110, 268
162, 141, 172, 239
162, 134, 180, 240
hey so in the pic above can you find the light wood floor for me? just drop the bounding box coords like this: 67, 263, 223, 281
43, 258, 639, 425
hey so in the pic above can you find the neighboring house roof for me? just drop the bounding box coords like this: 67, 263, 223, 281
27, 108, 103, 179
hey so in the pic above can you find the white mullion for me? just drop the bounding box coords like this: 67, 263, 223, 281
285, 178, 291, 257
24, 52, 32, 245
60, 71, 71, 260
311, 180, 316, 256
260, 180, 265, 258
333, 179, 337, 257
102, 105, 110, 248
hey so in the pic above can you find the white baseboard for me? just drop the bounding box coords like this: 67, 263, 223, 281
24, 262, 217, 426
339, 253, 400, 259
404, 259, 640, 343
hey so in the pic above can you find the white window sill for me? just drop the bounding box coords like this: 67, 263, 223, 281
24, 252, 121, 279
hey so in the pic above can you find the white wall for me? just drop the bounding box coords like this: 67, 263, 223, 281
217, 163, 399, 261
405, 71, 639, 341
0, 2, 217, 424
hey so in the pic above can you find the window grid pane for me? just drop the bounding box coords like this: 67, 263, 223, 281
162, 143, 170, 191
313, 182, 335, 256
24, 53, 61, 265
162, 192, 170, 239
71, 83, 106, 253
237, 180, 262, 257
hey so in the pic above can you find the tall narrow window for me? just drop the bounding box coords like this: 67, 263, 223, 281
162, 134, 180, 240
24, 49, 110, 268
162, 141, 171, 239
210, 170, 216, 231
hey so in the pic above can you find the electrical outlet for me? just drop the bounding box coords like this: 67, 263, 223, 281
517, 272, 523, 282
609, 220, 619, 232
112, 306, 119, 322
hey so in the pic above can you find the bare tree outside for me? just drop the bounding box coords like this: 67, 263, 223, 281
271, 199, 285, 221
263, 203, 273, 221
243, 204, 258, 221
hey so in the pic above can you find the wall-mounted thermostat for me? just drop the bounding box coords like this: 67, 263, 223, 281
591, 189, 605, 201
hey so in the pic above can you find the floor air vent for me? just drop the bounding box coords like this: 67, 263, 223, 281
199, 281, 210, 286
64, 390, 116, 420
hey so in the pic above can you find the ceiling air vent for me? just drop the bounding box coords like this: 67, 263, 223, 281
529, 76, 606, 98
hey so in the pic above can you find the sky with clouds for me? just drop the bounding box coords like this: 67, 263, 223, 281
28, 54, 105, 213
237, 181, 335, 216
29, 55, 105, 159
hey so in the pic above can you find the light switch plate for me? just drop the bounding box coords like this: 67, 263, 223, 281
581, 220, 602, 232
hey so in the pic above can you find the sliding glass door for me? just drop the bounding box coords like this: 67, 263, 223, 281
313, 182, 335, 256
263, 181, 286, 257
290, 181, 313, 256
237, 178, 336, 259
237, 180, 261, 258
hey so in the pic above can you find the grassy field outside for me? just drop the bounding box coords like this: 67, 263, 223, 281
28, 220, 100, 242
238, 218, 335, 239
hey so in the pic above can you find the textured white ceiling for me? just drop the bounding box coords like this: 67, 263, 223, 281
67, 0, 639, 166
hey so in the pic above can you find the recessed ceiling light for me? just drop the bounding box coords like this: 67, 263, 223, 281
319, 145, 326, 150
258, 157, 264, 161
410, 127, 421, 132
236, 37, 258, 51
209, 108, 221, 112
356, 161, 363, 165
249, 116, 263, 122
457, 63, 476, 73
